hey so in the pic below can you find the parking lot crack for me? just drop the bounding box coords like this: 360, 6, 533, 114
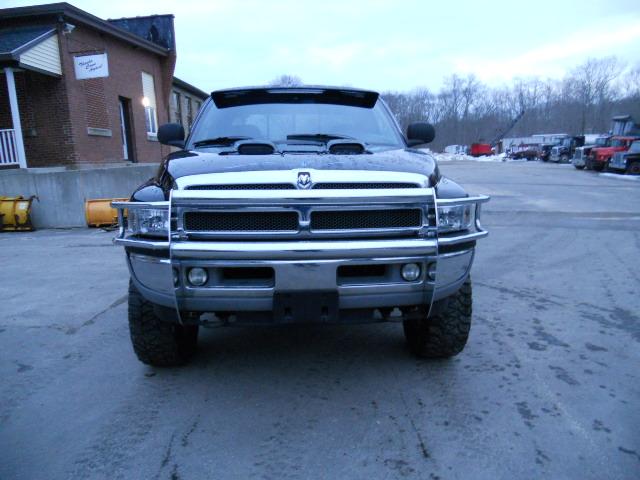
399, 391, 430, 460
65, 294, 127, 335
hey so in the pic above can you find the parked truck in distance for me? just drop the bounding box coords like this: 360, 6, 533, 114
587, 136, 639, 171
470, 143, 492, 157
507, 144, 538, 160
549, 135, 585, 163
534, 134, 569, 162
573, 136, 610, 169
608, 140, 640, 174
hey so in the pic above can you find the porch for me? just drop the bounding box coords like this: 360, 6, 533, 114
0, 25, 62, 168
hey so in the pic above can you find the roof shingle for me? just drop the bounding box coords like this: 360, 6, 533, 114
0, 24, 55, 55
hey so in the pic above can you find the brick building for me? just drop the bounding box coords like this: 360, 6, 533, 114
0, 2, 182, 168
170, 77, 207, 136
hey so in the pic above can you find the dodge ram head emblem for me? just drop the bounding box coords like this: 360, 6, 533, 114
297, 172, 312, 189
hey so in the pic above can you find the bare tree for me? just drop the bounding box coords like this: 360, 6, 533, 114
269, 74, 303, 87
569, 57, 624, 133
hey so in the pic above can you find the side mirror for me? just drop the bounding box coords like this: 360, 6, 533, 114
157, 123, 185, 148
407, 122, 435, 146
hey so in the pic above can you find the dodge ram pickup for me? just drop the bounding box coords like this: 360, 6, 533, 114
113, 86, 489, 366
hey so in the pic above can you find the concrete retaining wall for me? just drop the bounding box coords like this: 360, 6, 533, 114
0, 164, 159, 228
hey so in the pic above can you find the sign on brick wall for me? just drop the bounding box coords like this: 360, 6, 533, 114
74, 53, 109, 80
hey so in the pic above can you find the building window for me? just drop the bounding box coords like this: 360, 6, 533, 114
141, 72, 158, 137
186, 96, 194, 131
171, 90, 182, 125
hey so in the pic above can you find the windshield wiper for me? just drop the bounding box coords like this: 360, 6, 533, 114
286, 133, 355, 143
193, 136, 251, 147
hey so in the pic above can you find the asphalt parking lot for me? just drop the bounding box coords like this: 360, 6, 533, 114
1, 161, 639, 480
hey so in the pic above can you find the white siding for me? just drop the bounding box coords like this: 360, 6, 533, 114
19, 34, 61, 76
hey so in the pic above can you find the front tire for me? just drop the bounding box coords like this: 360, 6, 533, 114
128, 281, 198, 367
403, 278, 472, 358
627, 162, 640, 175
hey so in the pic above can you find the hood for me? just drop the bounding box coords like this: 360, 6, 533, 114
161, 148, 440, 186
592, 146, 625, 157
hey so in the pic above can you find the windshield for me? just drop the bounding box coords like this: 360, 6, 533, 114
629, 142, 640, 153
187, 99, 405, 151
595, 137, 609, 147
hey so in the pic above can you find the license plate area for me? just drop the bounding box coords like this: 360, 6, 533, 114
273, 290, 339, 323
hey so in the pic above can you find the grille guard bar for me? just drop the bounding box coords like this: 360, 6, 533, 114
113, 190, 489, 324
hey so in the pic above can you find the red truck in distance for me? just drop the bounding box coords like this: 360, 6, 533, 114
470, 143, 493, 157
587, 136, 639, 171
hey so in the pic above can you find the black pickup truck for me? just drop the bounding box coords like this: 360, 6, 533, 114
112, 86, 489, 366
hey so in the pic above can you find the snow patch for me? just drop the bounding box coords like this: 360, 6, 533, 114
599, 172, 640, 181
430, 152, 513, 163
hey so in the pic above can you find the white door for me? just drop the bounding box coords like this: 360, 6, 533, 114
119, 99, 129, 160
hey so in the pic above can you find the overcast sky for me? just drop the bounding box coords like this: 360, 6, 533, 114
6, 0, 640, 92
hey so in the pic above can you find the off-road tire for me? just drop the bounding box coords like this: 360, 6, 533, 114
403, 277, 472, 358
560, 154, 569, 163
574, 164, 585, 170
627, 162, 640, 175
128, 281, 198, 366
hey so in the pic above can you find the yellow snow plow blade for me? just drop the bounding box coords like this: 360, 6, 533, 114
85, 198, 128, 228
0, 196, 36, 231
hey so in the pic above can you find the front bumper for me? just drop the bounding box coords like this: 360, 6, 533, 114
126, 239, 477, 313
608, 158, 626, 171
114, 189, 489, 322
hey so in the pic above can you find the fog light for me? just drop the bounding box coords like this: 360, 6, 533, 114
427, 263, 437, 281
401, 263, 421, 282
187, 267, 208, 286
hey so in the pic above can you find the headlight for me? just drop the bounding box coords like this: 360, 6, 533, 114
437, 204, 472, 233
127, 207, 169, 237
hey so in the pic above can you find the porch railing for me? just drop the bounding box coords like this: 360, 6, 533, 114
0, 129, 19, 166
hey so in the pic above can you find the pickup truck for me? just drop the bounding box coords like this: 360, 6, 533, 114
587, 136, 639, 171
112, 86, 489, 366
608, 140, 640, 174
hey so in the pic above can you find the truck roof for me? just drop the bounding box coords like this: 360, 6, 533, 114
210, 86, 379, 109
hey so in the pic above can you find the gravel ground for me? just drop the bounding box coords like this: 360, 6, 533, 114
1, 161, 639, 480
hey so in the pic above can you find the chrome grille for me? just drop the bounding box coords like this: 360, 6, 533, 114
187, 184, 295, 190
312, 182, 419, 189
310, 209, 422, 230
187, 182, 419, 190
184, 211, 299, 231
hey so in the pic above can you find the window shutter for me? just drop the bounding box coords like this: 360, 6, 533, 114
141, 72, 157, 109
141, 72, 158, 134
